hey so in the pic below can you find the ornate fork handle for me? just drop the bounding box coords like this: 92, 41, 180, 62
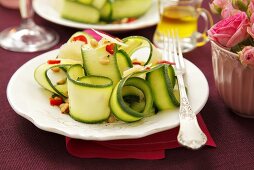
176, 74, 207, 149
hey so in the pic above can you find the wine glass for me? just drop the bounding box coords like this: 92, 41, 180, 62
0, 0, 59, 52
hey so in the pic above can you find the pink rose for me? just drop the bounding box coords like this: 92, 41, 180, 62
208, 12, 250, 48
239, 46, 254, 66
221, 3, 242, 18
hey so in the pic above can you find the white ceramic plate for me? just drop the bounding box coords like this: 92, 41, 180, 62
7, 49, 209, 141
33, 0, 159, 32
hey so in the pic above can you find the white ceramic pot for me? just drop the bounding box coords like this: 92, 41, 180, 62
211, 41, 254, 118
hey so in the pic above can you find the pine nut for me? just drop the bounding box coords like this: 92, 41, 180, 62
107, 114, 116, 123
115, 38, 122, 42
51, 67, 60, 72
57, 78, 66, 85
64, 98, 69, 103
90, 39, 98, 48
60, 103, 69, 113
121, 18, 128, 23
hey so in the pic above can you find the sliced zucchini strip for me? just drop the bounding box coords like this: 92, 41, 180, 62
120, 36, 161, 66
122, 86, 145, 113
92, 0, 107, 9
61, 0, 100, 24
111, 0, 152, 20
58, 31, 94, 62
81, 43, 121, 87
147, 64, 180, 110
115, 49, 133, 77
67, 31, 94, 43
67, 64, 113, 123
100, 0, 113, 22
34, 59, 81, 98
110, 75, 153, 123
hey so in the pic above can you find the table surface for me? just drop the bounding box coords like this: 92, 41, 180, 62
1, 2, 254, 170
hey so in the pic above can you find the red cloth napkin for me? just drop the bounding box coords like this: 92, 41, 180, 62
66, 114, 216, 160
65, 30, 216, 159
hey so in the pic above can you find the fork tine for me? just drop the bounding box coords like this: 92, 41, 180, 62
163, 32, 167, 61
167, 31, 173, 62
171, 29, 180, 70
163, 31, 171, 62
175, 30, 185, 71
162, 30, 184, 67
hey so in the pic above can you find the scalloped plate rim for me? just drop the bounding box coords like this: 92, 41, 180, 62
6, 49, 209, 141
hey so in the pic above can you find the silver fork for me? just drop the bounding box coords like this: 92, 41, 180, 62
163, 30, 207, 149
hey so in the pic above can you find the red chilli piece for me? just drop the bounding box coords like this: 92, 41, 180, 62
106, 43, 115, 55
72, 35, 88, 44
132, 61, 142, 65
145, 66, 151, 70
49, 97, 63, 106
157, 60, 175, 65
127, 18, 136, 23
47, 60, 61, 64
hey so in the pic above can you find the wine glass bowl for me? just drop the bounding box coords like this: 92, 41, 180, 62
0, 0, 59, 52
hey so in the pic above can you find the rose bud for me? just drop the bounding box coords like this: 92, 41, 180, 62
239, 46, 254, 67
221, 3, 242, 18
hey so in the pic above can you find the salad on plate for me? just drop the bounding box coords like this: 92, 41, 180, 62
34, 30, 181, 124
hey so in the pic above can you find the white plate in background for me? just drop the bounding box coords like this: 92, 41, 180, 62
33, 0, 159, 32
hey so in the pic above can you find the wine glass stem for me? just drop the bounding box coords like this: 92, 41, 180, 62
20, 0, 35, 27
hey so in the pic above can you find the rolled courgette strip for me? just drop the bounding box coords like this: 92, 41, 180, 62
109, 65, 165, 123
34, 59, 81, 98
110, 0, 152, 21
81, 43, 121, 87
67, 31, 94, 43
120, 36, 161, 66
115, 49, 133, 77
67, 64, 113, 123
58, 32, 94, 63
100, 0, 113, 22
147, 64, 180, 111
122, 86, 145, 113
110, 76, 153, 122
